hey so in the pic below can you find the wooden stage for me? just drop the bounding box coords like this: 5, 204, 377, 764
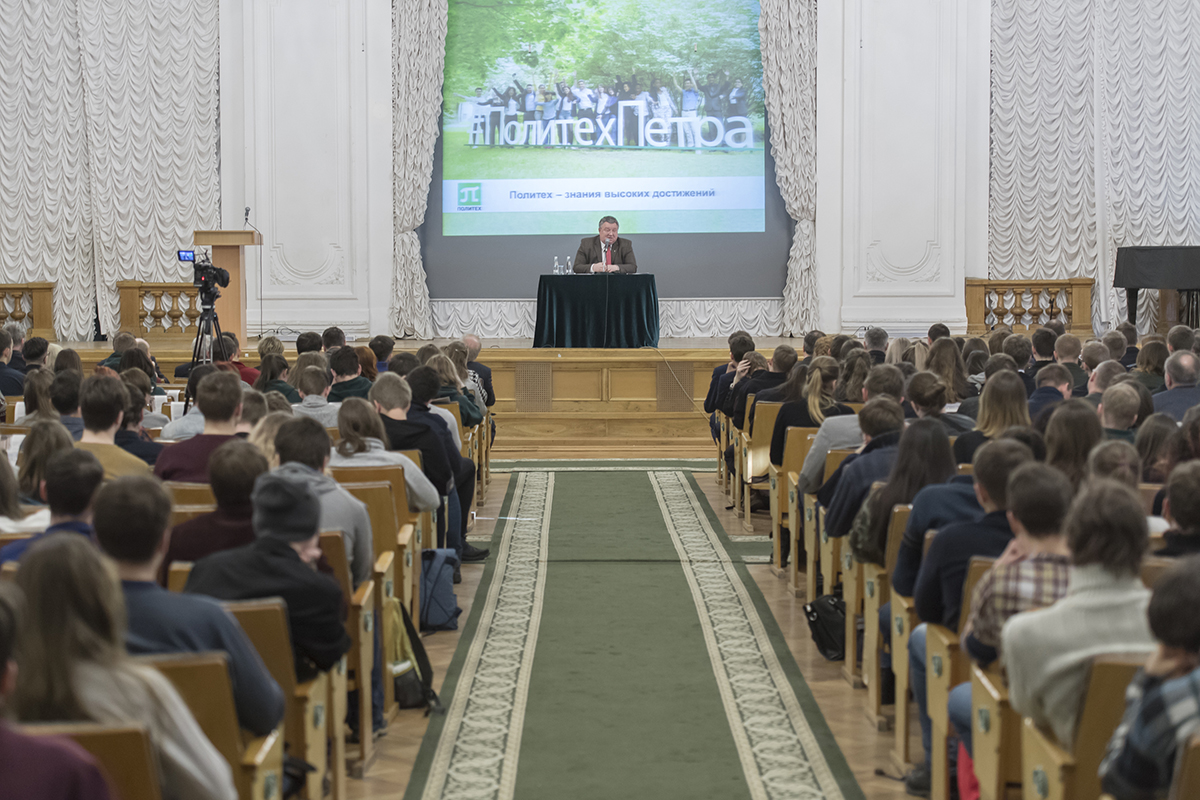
66, 337, 794, 459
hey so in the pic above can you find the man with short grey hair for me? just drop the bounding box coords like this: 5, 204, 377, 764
864, 327, 888, 363
464, 334, 494, 408
573, 215, 637, 273
1153, 351, 1200, 421
1084, 360, 1129, 409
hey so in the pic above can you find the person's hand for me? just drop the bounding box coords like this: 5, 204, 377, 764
1145, 644, 1200, 679
607, 264, 619, 273
726, 359, 737, 373
591, 263, 603, 272
995, 538, 1028, 567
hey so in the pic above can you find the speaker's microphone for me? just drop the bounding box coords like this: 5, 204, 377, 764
244, 206, 251, 226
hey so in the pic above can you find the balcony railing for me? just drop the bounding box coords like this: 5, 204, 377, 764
965, 278, 1094, 337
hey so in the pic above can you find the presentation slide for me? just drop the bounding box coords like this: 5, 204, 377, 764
440, 0, 765, 238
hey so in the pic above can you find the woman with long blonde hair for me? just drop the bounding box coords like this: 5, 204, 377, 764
769, 356, 853, 466
952, 370, 1031, 463
248, 411, 294, 468
14, 534, 235, 800
286, 351, 327, 390
884, 337, 911, 365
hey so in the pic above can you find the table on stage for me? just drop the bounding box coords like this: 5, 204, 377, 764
533, 273, 660, 348
1115, 246, 1200, 326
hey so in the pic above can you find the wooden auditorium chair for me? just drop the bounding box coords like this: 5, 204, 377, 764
738, 401, 782, 532
861, 503, 912, 732
768, 426, 817, 572
817, 448, 857, 608
163, 481, 216, 506
890, 528, 939, 771
398, 449, 437, 551
730, 395, 753, 516
23, 723, 162, 800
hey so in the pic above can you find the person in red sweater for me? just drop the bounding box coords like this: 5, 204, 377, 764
154, 372, 243, 483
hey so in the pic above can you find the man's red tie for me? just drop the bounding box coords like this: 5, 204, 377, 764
605, 244, 611, 266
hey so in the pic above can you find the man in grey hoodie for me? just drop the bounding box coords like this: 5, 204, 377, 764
274, 416, 373, 586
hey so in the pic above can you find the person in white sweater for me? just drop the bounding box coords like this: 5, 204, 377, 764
13, 532, 236, 800
1002, 478, 1156, 749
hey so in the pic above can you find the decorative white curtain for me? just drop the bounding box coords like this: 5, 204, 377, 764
390, 0, 446, 339
991, 0, 1200, 334
0, 0, 97, 341
758, 0, 818, 336
77, 0, 221, 336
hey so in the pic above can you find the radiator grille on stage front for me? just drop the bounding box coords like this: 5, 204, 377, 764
515, 362, 553, 412
656, 363, 694, 412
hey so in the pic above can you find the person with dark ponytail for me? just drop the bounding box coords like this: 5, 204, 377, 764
906, 371, 975, 435
769, 356, 853, 466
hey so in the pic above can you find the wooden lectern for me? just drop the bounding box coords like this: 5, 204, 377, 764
192, 230, 262, 343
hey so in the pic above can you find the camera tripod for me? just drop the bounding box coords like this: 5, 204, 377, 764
183, 295, 230, 411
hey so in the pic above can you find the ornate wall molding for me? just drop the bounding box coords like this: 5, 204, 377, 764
429, 298, 786, 340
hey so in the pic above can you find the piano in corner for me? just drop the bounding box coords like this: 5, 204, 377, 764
1114, 246, 1200, 329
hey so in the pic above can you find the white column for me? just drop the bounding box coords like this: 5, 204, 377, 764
221, 0, 393, 340
816, 0, 990, 337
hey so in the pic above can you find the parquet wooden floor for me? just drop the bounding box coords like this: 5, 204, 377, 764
346, 469, 914, 799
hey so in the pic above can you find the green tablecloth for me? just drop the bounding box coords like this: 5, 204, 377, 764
533, 274, 660, 348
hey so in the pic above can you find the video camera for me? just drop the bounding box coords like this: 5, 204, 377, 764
178, 249, 229, 304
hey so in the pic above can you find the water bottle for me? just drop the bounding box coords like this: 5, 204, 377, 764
552, 255, 560, 275
566, 256, 573, 274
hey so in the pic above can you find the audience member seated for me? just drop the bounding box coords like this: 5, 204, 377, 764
1028, 363, 1072, 421
0, 582, 115, 800
166, 440, 268, 568
927, 337, 975, 401
53, 347, 81, 374
1029, 327, 1058, 376
49, 368, 84, 440
263, 391, 294, 415
1112, 372, 1156, 428
0, 453, 47, 534
217, 332, 259, 385
1084, 358, 1129, 410
743, 344, 801, 430
953, 370, 1031, 464
292, 365, 341, 427
370, 373, 455, 520
1003, 479, 1156, 751
295, 330, 322, 354
16, 420, 72, 506
20, 335, 48, 374
1136, 413, 1178, 483
0, 449, 103, 563
906, 371, 975, 435
1167, 324, 1195, 355
949, 463, 1073, 762
1100, 556, 1200, 798
118, 347, 164, 396
237, 390, 267, 435
354, 347, 378, 382
14, 534, 236, 800
443, 341, 487, 416
1045, 399, 1104, 489
369, 334, 395, 375
120, 368, 168, 429
791, 364, 903, 493
13, 367, 55, 426
770, 356, 853, 469
1052, 333, 1089, 396
248, 411, 292, 467
255, 334, 284, 368
957, 354, 1018, 419
904, 439, 1034, 795
404, 368, 487, 565
1152, 350, 1200, 422
885, 336, 911, 365
463, 333, 496, 407
114, 383, 163, 466
322, 326, 346, 352
864, 326, 888, 364
328, 397, 439, 513
253, 353, 301, 403
270, 417, 372, 586
721, 350, 768, 426
848, 418, 954, 567
287, 351, 328, 393
819, 397, 905, 540
74, 375, 151, 479
1131, 340, 1168, 394
97, 331, 135, 372
94, 474, 285, 736
428, 354, 484, 427
927, 323, 951, 345
832, 349, 873, 405
1002, 334, 1035, 396
1116, 320, 1140, 368
185, 471, 351, 681
706, 332, 755, 441
1156, 462, 1200, 557
415, 343, 441, 365
327, 346, 373, 403
384, 352, 460, 451
154, 372, 243, 482
1099, 383, 1140, 442
161, 364, 217, 442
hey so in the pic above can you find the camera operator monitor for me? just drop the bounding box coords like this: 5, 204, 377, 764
177, 250, 195, 262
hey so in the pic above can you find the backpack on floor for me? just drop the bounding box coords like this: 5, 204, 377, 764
420, 548, 462, 632
803, 591, 846, 662
386, 596, 444, 715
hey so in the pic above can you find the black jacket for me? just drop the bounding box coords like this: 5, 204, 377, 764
185, 537, 351, 681
736, 371, 787, 432
468, 361, 495, 407
379, 415, 455, 494
703, 364, 728, 414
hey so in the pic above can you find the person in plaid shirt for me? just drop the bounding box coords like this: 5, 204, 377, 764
1101, 556, 1200, 799
948, 462, 1074, 759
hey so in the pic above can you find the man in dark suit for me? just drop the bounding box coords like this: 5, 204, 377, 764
462, 334, 495, 407
0, 329, 25, 396
185, 471, 351, 681
573, 215, 637, 273
1153, 351, 1200, 422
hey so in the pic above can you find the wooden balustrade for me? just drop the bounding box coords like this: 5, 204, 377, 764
116, 281, 202, 341
0, 283, 56, 341
965, 278, 1093, 337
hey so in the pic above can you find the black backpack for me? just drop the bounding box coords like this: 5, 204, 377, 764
803, 591, 846, 662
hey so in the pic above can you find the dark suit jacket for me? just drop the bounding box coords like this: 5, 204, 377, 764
185, 536, 350, 680
1152, 384, 1200, 422
704, 364, 728, 414
573, 235, 637, 273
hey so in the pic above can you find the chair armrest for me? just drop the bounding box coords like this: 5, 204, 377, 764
241, 726, 283, 768
398, 524, 414, 548
1022, 716, 1075, 799
351, 578, 374, 609
926, 623, 967, 723
374, 551, 394, 576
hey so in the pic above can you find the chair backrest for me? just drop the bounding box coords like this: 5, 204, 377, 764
0, 560, 18, 581
22, 723, 163, 800
957, 463, 974, 476
330, 464, 413, 528
735, 394, 755, 431
223, 598, 298, 698
781, 427, 820, 477
163, 481, 215, 506
746, 402, 783, 477
169, 503, 216, 528
845, 402, 865, 413
1070, 654, 1146, 799
0, 424, 30, 437
4, 396, 22, 424
957, 556, 995, 632
318, 531, 353, 601
1140, 556, 1174, 589
825, 448, 856, 479
338, 481, 397, 561
442, 401, 466, 441
1138, 483, 1162, 515
1174, 733, 1200, 798
135, 651, 244, 786
326, 427, 341, 443
884, 504, 913, 574
166, 562, 193, 593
